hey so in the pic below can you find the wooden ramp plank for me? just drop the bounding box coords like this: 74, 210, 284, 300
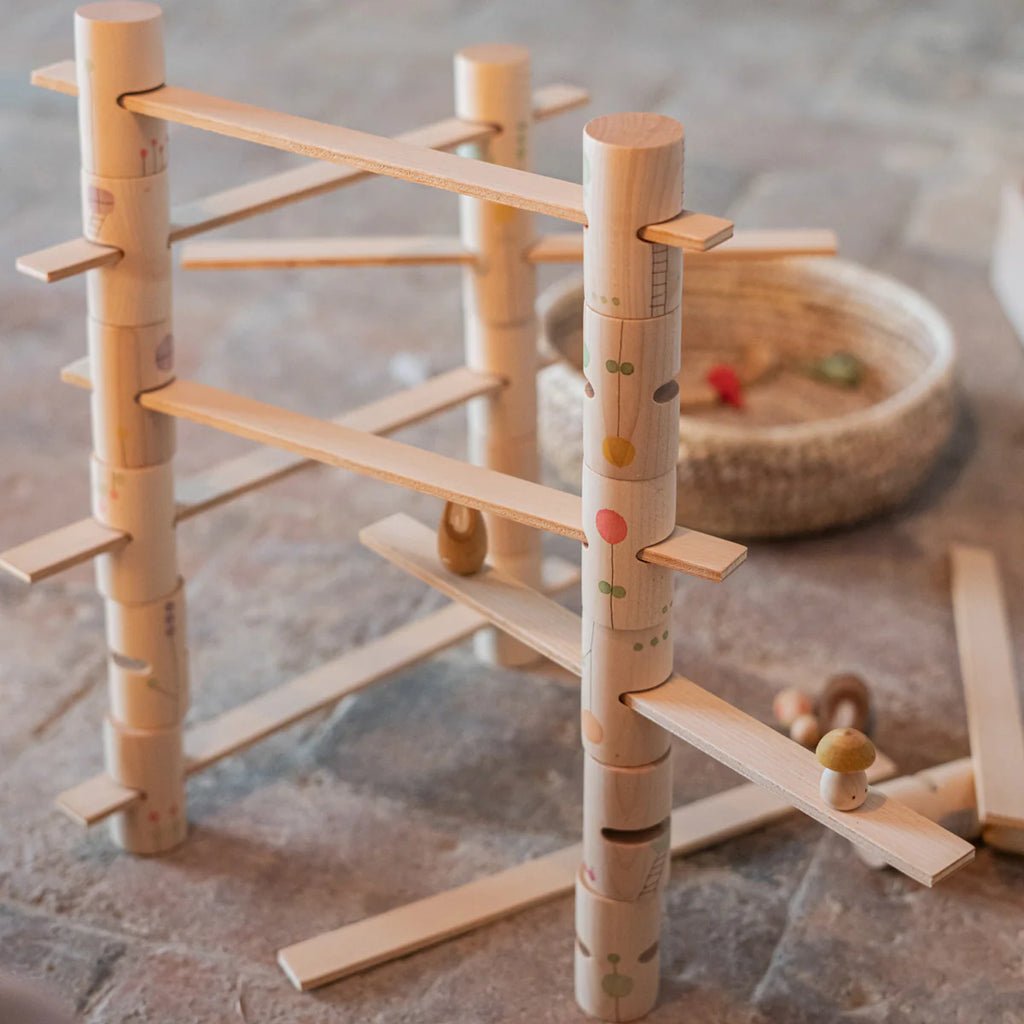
180, 235, 473, 270
55, 774, 141, 826
951, 545, 1024, 831
8, 365, 502, 582
139, 377, 744, 582
0, 519, 128, 584
16, 237, 121, 282
531, 83, 589, 121
361, 513, 974, 887
279, 752, 897, 990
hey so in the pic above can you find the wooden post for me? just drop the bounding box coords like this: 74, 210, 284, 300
76, 1, 188, 854
454, 45, 543, 667
576, 113, 684, 1021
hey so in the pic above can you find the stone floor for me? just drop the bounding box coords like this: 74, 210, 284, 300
2, 1, 1024, 1021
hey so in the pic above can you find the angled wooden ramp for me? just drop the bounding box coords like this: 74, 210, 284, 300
360, 514, 974, 887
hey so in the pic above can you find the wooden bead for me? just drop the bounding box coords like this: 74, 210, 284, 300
575, 869, 661, 1022
789, 713, 820, 749
437, 502, 488, 576
772, 686, 814, 728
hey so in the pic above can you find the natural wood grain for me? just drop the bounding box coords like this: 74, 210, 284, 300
626, 679, 975, 886
530, 82, 589, 121
55, 555, 579, 828
278, 750, 897, 990
136, 377, 743, 580
361, 513, 973, 887
179, 235, 473, 270
951, 545, 1024, 831
0, 518, 128, 584
16, 237, 121, 282
527, 228, 838, 264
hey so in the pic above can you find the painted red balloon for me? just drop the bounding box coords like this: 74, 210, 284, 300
595, 508, 627, 545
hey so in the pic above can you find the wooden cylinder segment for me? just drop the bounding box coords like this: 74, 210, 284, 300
575, 869, 661, 1022
455, 44, 542, 667
102, 715, 186, 854
578, 113, 684, 1020
105, 577, 189, 729
88, 317, 175, 467
82, 169, 172, 326
74, 2, 167, 179
583, 749, 673, 832
582, 817, 671, 903
582, 113, 684, 320
581, 618, 673, 767
91, 457, 177, 603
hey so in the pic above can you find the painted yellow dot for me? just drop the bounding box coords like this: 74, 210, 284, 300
602, 436, 636, 467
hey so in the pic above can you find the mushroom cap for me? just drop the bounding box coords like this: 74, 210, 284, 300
816, 728, 876, 772
820, 672, 872, 733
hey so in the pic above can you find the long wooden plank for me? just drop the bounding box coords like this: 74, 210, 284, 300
0, 519, 128, 584
5, 365, 503, 584
950, 545, 1024, 831
360, 513, 974, 887
55, 555, 579, 826
278, 751, 896, 990
138, 377, 745, 581
527, 227, 839, 264
179, 235, 473, 270
16, 237, 121, 282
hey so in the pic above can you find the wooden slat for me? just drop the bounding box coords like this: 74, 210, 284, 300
951, 545, 1024, 831
55, 555, 579, 827
55, 774, 140, 826
527, 227, 839, 264
627, 680, 974, 887
138, 377, 744, 581
16, 237, 121, 282
360, 513, 974, 887
29, 60, 77, 96
60, 356, 91, 389
0, 519, 128, 584
531, 83, 589, 121
278, 751, 896, 990
179, 235, 473, 270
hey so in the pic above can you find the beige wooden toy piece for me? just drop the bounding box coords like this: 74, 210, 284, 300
437, 502, 488, 576
816, 728, 875, 811
455, 44, 544, 666
73, 2, 188, 854
951, 545, 1024, 848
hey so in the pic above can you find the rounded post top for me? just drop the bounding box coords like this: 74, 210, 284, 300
455, 43, 530, 69
584, 112, 684, 151
76, 1, 162, 24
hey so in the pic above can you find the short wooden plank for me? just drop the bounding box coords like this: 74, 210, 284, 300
361, 513, 973, 887
277, 753, 896, 990
642, 209, 734, 252
528, 227, 837, 263
55, 774, 141, 826
139, 377, 744, 581
951, 544, 1024, 831
0, 519, 128, 584
627, 679, 975, 887
361, 515, 583, 675
531, 83, 589, 121
60, 356, 91, 390
16, 237, 121, 282
29, 59, 77, 96
179, 235, 473, 270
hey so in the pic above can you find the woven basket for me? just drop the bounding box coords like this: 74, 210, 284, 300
538, 258, 956, 539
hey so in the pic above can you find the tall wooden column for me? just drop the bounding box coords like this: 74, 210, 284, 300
455, 45, 543, 667
576, 113, 684, 1021
76, 1, 189, 854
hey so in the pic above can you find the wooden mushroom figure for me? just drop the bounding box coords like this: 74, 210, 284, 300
817, 728, 875, 810
437, 501, 488, 576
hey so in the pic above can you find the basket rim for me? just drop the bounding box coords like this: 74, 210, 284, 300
537, 257, 955, 445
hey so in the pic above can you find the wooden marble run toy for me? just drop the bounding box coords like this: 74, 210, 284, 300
6, 3, 1005, 1018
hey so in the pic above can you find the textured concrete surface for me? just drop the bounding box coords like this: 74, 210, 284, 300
2, 1, 1024, 1021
